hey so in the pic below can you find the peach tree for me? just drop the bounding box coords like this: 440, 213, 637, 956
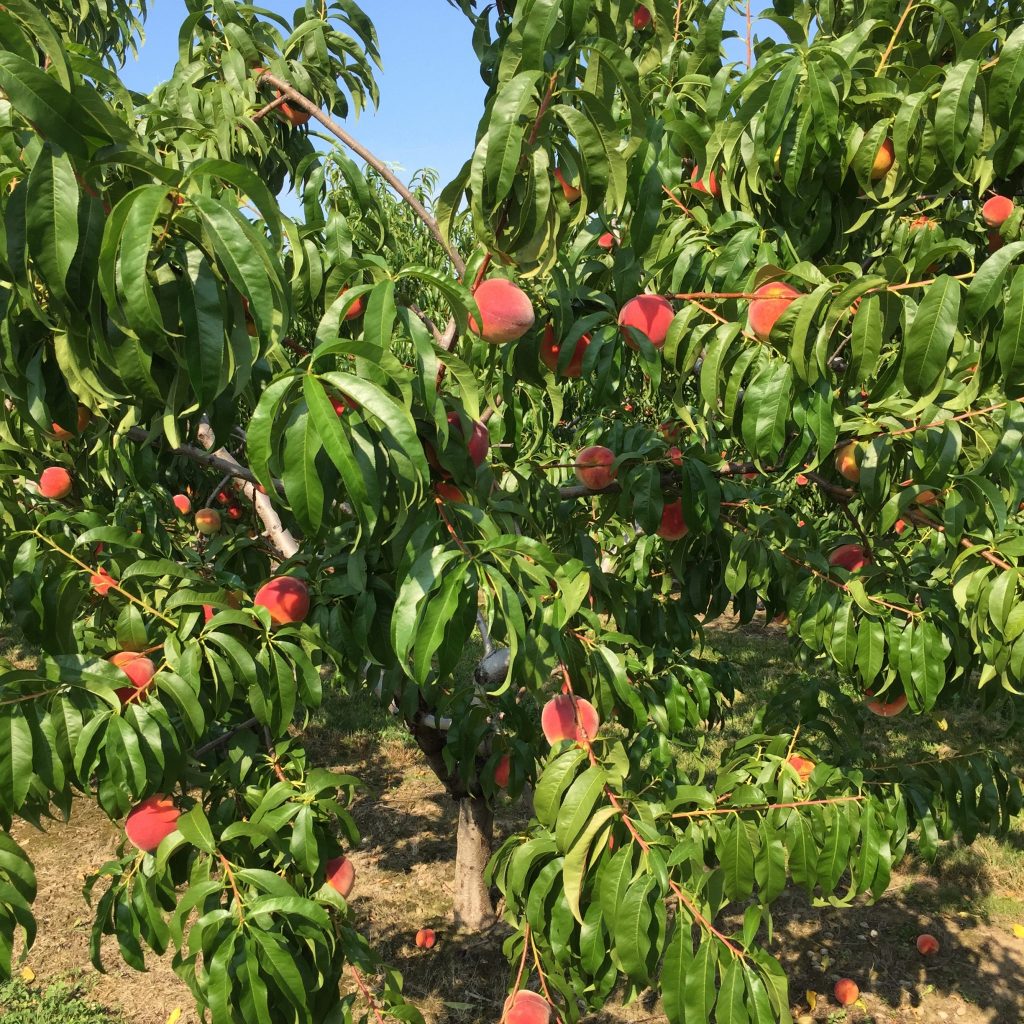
1, 0, 1024, 1022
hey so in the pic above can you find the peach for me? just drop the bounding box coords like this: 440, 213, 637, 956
787, 755, 814, 783
539, 324, 590, 377
865, 691, 908, 717
541, 694, 600, 744
51, 405, 90, 440
871, 138, 895, 181
574, 445, 617, 490
597, 231, 616, 249
111, 652, 156, 704
125, 795, 180, 853
659, 421, 683, 442
666, 446, 683, 466
915, 489, 938, 506
916, 933, 940, 956
834, 978, 859, 1006
415, 928, 437, 949
632, 5, 651, 29
748, 282, 800, 339
38, 467, 72, 499
690, 165, 720, 198
469, 278, 535, 344
494, 753, 511, 789
90, 568, 115, 596
446, 412, 489, 467
835, 441, 861, 483
504, 990, 551, 1024
657, 500, 688, 541
982, 195, 1014, 228
325, 854, 355, 898
339, 286, 365, 321
253, 66, 309, 127
618, 294, 674, 349
910, 215, 937, 231
172, 493, 191, 515
195, 508, 221, 535
894, 518, 908, 535
254, 576, 310, 626
435, 481, 465, 503
553, 168, 580, 203
828, 543, 871, 572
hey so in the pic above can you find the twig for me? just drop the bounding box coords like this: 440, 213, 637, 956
194, 717, 260, 758
217, 853, 245, 925
347, 965, 389, 1024
252, 94, 289, 122
257, 72, 465, 277
263, 725, 289, 783
877, 0, 917, 72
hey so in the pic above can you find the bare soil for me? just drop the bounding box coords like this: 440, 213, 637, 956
11, 732, 1024, 1024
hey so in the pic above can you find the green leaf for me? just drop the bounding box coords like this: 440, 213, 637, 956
562, 805, 616, 923
662, 923, 694, 1024
902, 276, 960, 397
614, 874, 657, 986
996, 268, 1024, 396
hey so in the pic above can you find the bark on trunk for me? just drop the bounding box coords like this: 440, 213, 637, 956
452, 793, 495, 932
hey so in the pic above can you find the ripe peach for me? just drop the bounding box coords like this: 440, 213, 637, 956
787, 755, 814, 783
172, 493, 191, 515
125, 795, 180, 853
51, 405, 90, 439
916, 933, 939, 955
574, 445, 617, 490
325, 854, 355, 898
339, 286, 365, 321
597, 231, 616, 249
834, 978, 859, 1006
865, 691, 908, 717
469, 278, 535, 344
690, 165, 720, 198
835, 441, 861, 483
539, 324, 590, 377
254, 576, 310, 626
504, 990, 551, 1024
982, 195, 1014, 228
226, 503, 243, 521
871, 138, 895, 181
253, 66, 309, 127
828, 543, 871, 572
445, 412, 489, 467
909, 215, 936, 231
894, 518, 908, 535
90, 568, 115, 596
435, 481, 465, 503
666, 446, 683, 467
659, 421, 683, 442
541, 693, 600, 744
111, 652, 156, 704
415, 928, 437, 949
195, 508, 221, 535
494, 753, 511, 789
618, 294, 674, 349
38, 467, 72, 499
915, 489, 938, 506
657, 500, 688, 541
553, 168, 580, 203
748, 282, 800, 339
632, 5, 651, 29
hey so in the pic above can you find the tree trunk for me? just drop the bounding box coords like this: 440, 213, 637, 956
452, 793, 495, 932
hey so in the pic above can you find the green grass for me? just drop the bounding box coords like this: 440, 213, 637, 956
0, 979, 123, 1024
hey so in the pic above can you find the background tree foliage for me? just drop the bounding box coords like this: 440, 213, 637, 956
1, 0, 1024, 1022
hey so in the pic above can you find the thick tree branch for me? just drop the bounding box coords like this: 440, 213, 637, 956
257, 72, 465, 277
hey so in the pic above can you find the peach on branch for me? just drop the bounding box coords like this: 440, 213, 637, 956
916, 933, 940, 956
252, 66, 310, 127
125, 795, 180, 853
469, 278, 535, 344
435, 481, 465, 503
982, 195, 1014, 228
690, 165, 720, 198
339, 286, 365, 321
574, 445, 617, 490
195, 508, 221, 535
871, 138, 895, 180
829, 543, 871, 572
493, 753, 511, 789
90, 568, 115, 596
254, 576, 310, 626
632, 5, 651, 29
553, 168, 580, 203
325, 854, 355, 897
666, 446, 683, 466
865, 691, 908, 717
172, 493, 191, 515
747, 282, 800, 339
835, 441, 861, 483
226, 503, 243, 521
110, 652, 156, 703
414, 928, 437, 949
786, 755, 814, 782
51, 405, 91, 440
504, 990, 551, 1024
441, 411, 490, 468
834, 978, 859, 1006
539, 324, 590, 377
618, 294, 674, 349
38, 467, 72, 499
597, 231, 616, 249
541, 693, 600, 744
657, 500, 688, 541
